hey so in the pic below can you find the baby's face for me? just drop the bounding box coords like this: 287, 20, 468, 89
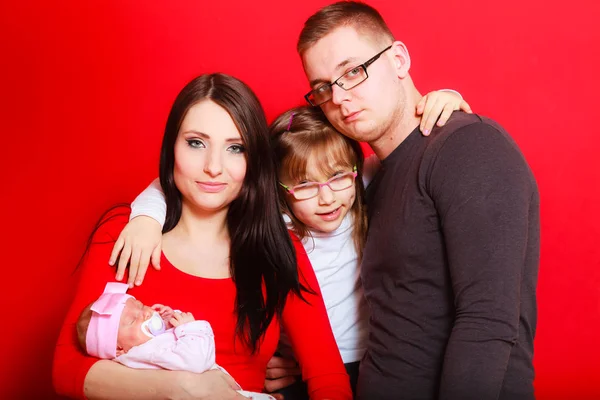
117, 298, 155, 353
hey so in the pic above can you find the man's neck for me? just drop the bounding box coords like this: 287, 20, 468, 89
371, 87, 423, 160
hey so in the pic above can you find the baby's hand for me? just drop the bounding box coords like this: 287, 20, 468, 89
109, 215, 162, 288
152, 304, 175, 322
416, 90, 473, 136
170, 311, 195, 327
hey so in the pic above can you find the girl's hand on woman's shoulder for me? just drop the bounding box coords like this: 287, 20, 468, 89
109, 215, 163, 288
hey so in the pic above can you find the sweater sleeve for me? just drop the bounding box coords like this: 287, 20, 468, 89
427, 122, 538, 400
130, 178, 166, 227
281, 235, 352, 400
52, 207, 131, 399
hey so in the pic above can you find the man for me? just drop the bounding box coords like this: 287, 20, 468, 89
297, 2, 539, 399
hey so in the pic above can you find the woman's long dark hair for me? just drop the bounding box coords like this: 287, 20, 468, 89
159, 73, 303, 353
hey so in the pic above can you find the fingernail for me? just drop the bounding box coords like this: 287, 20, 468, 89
108, 261, 114, 266
135, 280, 141, 286
424, 129, 430, 136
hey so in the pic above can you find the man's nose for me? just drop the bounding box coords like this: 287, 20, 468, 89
331, 83, 351, 105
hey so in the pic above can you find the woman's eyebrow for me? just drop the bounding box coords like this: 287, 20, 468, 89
183, 130, 241, 143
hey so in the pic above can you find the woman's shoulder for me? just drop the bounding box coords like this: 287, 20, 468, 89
89, 204, 131, 243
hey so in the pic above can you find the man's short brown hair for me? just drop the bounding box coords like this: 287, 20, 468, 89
297, 1, 395, 55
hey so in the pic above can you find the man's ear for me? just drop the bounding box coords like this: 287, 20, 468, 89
389, 41, 411, 79
116, 346, 125, 357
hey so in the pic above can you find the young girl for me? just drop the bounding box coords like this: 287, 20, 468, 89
111, 91, 470, 398
267, 106, 369, 399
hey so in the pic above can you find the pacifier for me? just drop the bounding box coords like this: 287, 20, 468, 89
140, 312, 166, 338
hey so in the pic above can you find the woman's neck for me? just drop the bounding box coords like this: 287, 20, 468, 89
161, 202, 232, 279
171, 201, 229, 244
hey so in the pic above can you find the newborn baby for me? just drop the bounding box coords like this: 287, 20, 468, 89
77, 282, 274, 400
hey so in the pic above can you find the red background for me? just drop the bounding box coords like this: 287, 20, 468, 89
1, 0, 598, 398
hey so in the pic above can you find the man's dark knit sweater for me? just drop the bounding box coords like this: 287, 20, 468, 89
356, 112, 539, 400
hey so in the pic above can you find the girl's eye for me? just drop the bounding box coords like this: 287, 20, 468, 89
228, 144, 245, 154
186, 139, 205, 149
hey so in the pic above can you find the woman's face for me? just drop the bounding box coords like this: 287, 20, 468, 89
173, 100, 247, 214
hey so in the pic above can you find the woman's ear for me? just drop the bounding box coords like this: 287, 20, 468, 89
389, 41, 411, 79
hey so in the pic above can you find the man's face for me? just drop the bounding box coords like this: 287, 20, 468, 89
302, 26, 404, 145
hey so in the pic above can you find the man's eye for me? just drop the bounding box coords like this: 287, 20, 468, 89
186, 139, 205, 148
315, 85, 329, 94
347, 67, 361, 77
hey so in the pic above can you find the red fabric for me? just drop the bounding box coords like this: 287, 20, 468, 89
52, 208, 351, 399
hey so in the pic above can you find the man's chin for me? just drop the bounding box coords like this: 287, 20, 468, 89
342, 125, 372, 142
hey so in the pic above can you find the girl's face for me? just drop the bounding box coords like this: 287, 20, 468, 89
173, 100, 247, 215
282, 154, 357, 233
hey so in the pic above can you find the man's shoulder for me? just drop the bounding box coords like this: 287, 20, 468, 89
430, 112, 506, 142
424, 112, 516, 159
421, 112, 536, 190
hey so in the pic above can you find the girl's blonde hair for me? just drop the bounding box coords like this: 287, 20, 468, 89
270, 106, 367, 261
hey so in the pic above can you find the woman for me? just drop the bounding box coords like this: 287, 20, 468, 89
53, 73, 352, 400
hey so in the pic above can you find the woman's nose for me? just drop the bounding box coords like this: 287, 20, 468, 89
203, 149, 223, 177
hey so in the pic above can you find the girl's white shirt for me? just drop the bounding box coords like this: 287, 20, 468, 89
279, 212, 368, 363
129, 154, 380, 363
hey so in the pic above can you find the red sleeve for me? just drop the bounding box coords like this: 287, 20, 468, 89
281, 234, 352, 400
52, 207, 130, 399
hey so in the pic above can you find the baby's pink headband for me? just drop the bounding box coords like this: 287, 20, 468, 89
86, 282, 132, 359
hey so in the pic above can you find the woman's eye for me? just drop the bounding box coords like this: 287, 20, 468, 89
186, 139, 205, 149
228, 144, 245, 154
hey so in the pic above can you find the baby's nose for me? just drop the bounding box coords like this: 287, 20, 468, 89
143, 307, 154, 319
